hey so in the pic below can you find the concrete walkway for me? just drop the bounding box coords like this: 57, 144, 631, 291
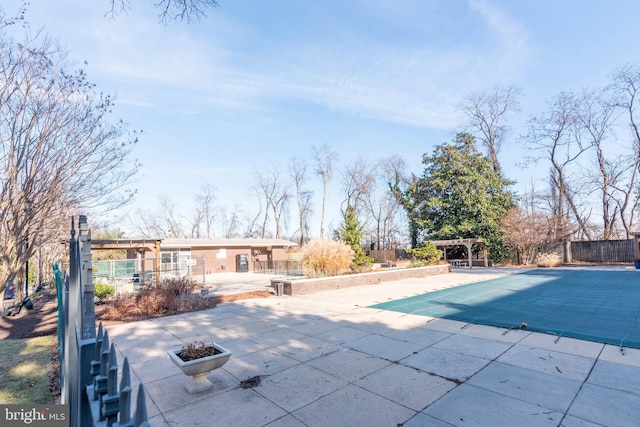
108, 268, 640, 426
202, 272, 278, 295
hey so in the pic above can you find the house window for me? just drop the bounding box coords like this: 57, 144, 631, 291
160, 248, 191, 273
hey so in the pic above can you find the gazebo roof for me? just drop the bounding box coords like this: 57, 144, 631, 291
430, 238, 485, 247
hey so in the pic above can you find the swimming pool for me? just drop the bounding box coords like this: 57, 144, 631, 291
371, 269, 640, 349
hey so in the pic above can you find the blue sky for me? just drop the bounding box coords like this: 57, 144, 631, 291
3, 0, 640, 238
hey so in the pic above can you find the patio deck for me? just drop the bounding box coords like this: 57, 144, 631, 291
108, 267, 640, 426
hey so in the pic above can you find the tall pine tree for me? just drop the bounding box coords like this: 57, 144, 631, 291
338, 204, 373, 272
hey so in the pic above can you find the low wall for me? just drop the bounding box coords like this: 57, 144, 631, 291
270, 264, 450, 296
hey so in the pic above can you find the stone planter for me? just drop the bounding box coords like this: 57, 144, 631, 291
168, 343, 232, 394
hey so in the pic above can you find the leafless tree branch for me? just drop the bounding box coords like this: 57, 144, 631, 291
108, 0, 219, 23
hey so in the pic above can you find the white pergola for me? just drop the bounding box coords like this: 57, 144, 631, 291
431, 238, 488, 269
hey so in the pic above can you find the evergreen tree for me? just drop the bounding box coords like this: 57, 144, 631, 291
408, 133, 516, 261
338, 204, 373, 271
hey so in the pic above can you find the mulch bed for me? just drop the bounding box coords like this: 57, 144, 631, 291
1, 289, 272, 340
0, 291, 60, 340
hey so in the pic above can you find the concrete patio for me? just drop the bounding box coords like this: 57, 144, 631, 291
107, 268, 640, 426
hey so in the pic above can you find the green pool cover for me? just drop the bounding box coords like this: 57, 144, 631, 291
370, 269, 640, 349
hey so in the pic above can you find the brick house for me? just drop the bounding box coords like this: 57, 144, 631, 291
157, 238, 297, 274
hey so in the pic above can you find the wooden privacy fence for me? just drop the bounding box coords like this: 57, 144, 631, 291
567, 239, 636, 263
366, 249, 409, 263
55, 215, 149, 427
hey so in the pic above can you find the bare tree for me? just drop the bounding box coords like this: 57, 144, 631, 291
217, 203, 241, 238
0, 34, 137, 297
578, 89, 620, 239
365, 189, 403, 250
190, 208, 205, 238
608, 65, 640, 238
362, 156, 408, 250
130, 206, 166, 238
500, 190, 555, 265
241, 207, 263, 239
289, 157, 313, 246
34, 237, 66, 284
526, 91, 593, 240
250, 182, 270, 239
159, 195, 186, 238
340, 156, 376, 216
312, 144, 337, 239
214, 202, 265, 239
130, 195, 185, 238
253, 164, 290, 239
192, 184, 216, 238
458, 83, 521, 175
108, 0, 219, 22
385, 154, 421, 248
1, 3, 28, 29
528, 79, 640, 240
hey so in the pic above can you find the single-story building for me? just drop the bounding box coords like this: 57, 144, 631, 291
91, 237, 298, 281
157, 238, 298, 274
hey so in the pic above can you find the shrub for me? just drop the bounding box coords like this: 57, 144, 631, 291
104, 295, 138, 320
350, 247, 374, 273
94, 283, 115, 301
534, 252, 561, 267
135, 277, 198, 316
162, 276, 197, 296
337, 204, 373, 272
104, 277, 202, 319
406, 242, 443, 267
302, 239, 354, 277
135, 284, 173, 317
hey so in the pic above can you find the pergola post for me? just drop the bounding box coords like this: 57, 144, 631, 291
482, 245, 488, 267
431, 238, 486, 269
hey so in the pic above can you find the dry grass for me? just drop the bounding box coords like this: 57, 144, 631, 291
535, 252, 562, 267
302, 239, 354, 277
0, 335, 56, 404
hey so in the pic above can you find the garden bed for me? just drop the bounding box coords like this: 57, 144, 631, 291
270, 264, 450, 296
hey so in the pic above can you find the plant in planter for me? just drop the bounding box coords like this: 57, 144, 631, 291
168, 340, 232, 394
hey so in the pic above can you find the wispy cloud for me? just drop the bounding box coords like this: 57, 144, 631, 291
467, 0, 531, 75
19, 0, 531, 129
244, 3, 530, 129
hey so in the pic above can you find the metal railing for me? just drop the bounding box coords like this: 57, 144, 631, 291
55, 215, 149, 427
253, 259, 304, 276
92, 255, 207, 293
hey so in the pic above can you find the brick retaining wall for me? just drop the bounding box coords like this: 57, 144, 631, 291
270, 264, 450, 296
